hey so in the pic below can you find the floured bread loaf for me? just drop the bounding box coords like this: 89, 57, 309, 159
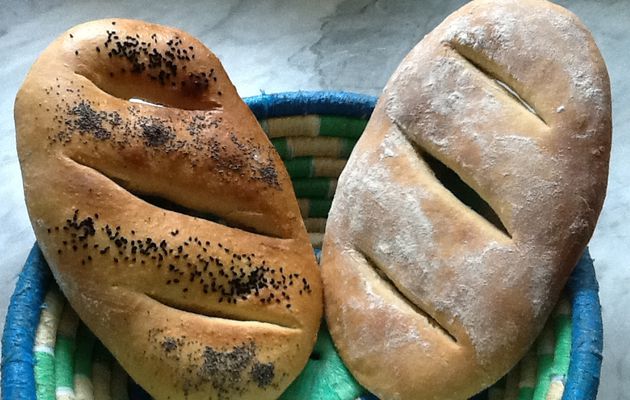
321, 0, 611, 399
15, 19, 322, 400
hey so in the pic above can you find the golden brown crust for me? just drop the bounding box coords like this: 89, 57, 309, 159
322, 1, 611, 399
15, 18, 322, 400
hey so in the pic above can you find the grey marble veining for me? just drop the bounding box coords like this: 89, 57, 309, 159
1, 1, 628, 399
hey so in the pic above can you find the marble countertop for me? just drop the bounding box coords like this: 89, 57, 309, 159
1, 1, 627, 398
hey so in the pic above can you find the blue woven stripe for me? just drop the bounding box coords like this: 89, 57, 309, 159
562, 249, 603, 400
1, 92, 604, 400
1, 244, 51, 400
244, 91, 376, 120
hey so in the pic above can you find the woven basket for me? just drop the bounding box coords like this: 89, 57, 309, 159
2, 91, 603, 400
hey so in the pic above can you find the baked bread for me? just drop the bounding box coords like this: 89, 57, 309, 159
321, 0, 611, 399
15, 19, 322, 400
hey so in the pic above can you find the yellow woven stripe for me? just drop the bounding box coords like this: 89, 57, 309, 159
74, 374, 93, 400
309, 232, 324, 248
266, 115, 320, 138
57, 306, 80, 338
312, 158, 347, 177
286, 137, 343, 158
537, 324, 556, 356
34, 288, 64, 350
546, 380, 565, 400
258, 119, 269, 134
297, 199, 310, 219
304, 218, 327, 233
554, 296, 571, 316
519, 350, 538, 389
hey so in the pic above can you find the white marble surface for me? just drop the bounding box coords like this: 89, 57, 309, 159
1, 0, 628, 398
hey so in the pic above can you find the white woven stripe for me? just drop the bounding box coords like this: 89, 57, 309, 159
33, 344, 55, 355
56, 386, 75, 399
34, 288, 64, 349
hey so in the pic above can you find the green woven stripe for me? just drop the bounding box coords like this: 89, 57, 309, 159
293, 178, 337, 199
55, 306, 79, 398
55, 336, 76, 389
279, 323, 364, 400
299, 199, 332, 218
75, 324, 96, 377
552, 314, 572, 377
518, 387, 535, 400
260, 115, 367, 139
340, 137, 357, 158
533, 354, 554, 400
319, 116, 367, 139
534, 316, 555, 400
271, 137, 357, 160
530, 304, 573, 400
285, 157, 314, 178
273, 137, 290, 159
34, 351, 56, 400
309, 199, 332, 217
285, 157, 347, 178
34, 288, 65, 400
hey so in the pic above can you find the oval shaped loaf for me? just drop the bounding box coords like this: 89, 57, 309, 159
15, 19, 322, 400
321, 0, 611, 399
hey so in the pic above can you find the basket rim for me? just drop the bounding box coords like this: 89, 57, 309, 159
2, 91, 602, 400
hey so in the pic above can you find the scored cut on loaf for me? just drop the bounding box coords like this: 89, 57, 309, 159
321, 0, 611, 399
15, 19, 322, 400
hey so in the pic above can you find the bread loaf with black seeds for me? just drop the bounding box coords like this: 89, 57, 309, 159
321, 0, 611, 399
15, 18, 322, 400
